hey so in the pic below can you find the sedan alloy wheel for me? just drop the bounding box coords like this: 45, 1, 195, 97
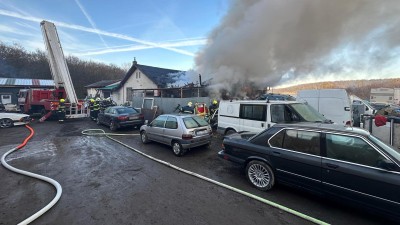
0, 118, 13, 128
246, 161, 275, 191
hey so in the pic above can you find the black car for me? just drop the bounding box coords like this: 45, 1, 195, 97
219, 123, 400, 220
97, 106, 144, 131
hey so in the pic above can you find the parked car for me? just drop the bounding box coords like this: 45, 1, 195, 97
219, 123, 400, 220
0, 112, 31, 128
140, 114, 212, 156
370, 102, 390, 111
96, 106, 144, 131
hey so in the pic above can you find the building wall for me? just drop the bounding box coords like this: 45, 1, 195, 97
370, 88, 395, 104
87, 88, 97, 98
113, 69, 157, 105
0, 87, 22, 105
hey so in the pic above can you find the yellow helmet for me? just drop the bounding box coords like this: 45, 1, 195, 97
212, 99, 218, 105
90, 99, 95, 103
60, 99, 65, 103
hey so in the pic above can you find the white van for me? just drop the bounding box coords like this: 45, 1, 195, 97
217, 100, 329, 135
297, 89, 352, 126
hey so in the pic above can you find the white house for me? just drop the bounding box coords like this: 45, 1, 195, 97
110, 59, 183, 105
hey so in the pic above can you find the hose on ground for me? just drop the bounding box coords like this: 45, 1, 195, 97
82, 129, 330, 225
1, 125, 62, 225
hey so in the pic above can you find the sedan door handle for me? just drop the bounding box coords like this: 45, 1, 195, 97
326, 163, 339, 169
272, 151, 281, 156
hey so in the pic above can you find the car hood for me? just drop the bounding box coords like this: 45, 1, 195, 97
0, 113, 30, 120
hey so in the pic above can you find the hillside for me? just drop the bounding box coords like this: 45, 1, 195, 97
274, 78, 400, 100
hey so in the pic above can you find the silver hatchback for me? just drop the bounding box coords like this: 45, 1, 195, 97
140, 114, 212, 156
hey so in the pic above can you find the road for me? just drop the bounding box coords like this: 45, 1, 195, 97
0, 119, 396, 225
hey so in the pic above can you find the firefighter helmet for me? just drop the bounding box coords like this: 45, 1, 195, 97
90, 98, 95, 103
188, 102, 193, 107
96, 97, 101, 101
212, 99, 218, 105
60, 98, 65, 103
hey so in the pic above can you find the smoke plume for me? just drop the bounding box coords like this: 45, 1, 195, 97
195, 0, 400, 95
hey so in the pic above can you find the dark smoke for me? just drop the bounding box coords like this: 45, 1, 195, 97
195, 0, 400, 96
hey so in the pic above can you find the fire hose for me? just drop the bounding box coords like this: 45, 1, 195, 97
1, 125, 62, 225
82, 129, 330, 225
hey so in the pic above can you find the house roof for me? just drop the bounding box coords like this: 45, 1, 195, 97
85, 79, 121, 88
116, 62, 183, 90
0, 77, 54, 87
98, 83, 120, 90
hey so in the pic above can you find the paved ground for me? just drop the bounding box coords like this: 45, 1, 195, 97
0, 119, 397, 225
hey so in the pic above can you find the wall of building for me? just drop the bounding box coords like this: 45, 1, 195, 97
0, 87, 21, 105
113, 69, 158, 105
131, 96, 211, 114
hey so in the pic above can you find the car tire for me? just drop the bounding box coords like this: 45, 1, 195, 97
140, 131, 149, 144
110, 121, 117, 131
245, 160, 275, 191
172, 141, 185, 156
0, 118, 14, 128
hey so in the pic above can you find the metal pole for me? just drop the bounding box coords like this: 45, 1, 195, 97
368, 115, 373, 133
390, 118, 394, 146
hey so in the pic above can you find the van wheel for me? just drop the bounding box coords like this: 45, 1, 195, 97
172, 141, 185, 156
246, 160, 275, 191
225, 129, 236, 136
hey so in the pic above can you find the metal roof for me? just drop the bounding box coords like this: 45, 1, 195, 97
0, 77, 54, 87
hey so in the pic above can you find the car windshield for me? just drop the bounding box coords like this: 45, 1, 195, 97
116, 108, 137, 114
290, 103, 329, 122
183, 116, 209, 128
369, 135, 400, 162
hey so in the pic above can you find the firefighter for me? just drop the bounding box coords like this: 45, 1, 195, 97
58, 98, 66, 123
89, 98, 95, 120
93, 98, 100, 120
209, 99, 218, 116
182, 101, 194, 113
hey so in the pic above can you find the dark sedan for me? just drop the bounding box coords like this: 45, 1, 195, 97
218, 123, 400, 220
97, 106, 144, 131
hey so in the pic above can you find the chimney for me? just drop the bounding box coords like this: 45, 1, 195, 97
133, 57, 137, 66
199, 74, 202, 87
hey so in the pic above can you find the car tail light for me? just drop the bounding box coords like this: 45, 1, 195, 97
182, 134, 193, 140
117, 116, 128, 121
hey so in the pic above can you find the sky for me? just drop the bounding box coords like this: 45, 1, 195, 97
0, 0, 229, 71
1, 0, 400, 93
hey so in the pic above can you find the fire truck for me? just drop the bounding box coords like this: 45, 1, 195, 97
18, 21, 88, 121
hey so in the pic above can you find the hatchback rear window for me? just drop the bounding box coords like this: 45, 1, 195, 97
183, 116, 208, 128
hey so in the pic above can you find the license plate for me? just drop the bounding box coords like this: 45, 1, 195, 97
196, 130, 208, 135
129, 116, 138, 120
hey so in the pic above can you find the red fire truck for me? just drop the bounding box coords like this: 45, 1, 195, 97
18, 21, 88, 121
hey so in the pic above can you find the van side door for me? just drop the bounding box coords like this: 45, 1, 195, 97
239, 104, 267, 132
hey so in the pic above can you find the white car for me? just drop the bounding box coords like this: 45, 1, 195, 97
0, 112, 31, 128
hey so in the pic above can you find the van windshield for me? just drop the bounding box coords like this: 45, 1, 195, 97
290, 103, 329, 122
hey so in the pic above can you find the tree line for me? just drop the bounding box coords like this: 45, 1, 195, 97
0, 42, 126, 98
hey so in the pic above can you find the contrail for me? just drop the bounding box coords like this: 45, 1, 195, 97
76, 39, 206, 56
75, 0, 109, 48
0, 9, 203, 56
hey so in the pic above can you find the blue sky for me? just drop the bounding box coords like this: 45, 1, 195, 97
0, 0, 229, 70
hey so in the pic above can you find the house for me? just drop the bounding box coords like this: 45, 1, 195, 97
110, 59, 184, 105
85, 79, 120, 99
0, 77, 54, 106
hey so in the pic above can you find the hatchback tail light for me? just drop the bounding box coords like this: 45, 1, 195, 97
182, 134, 193, 140
117, 116, 128, 121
